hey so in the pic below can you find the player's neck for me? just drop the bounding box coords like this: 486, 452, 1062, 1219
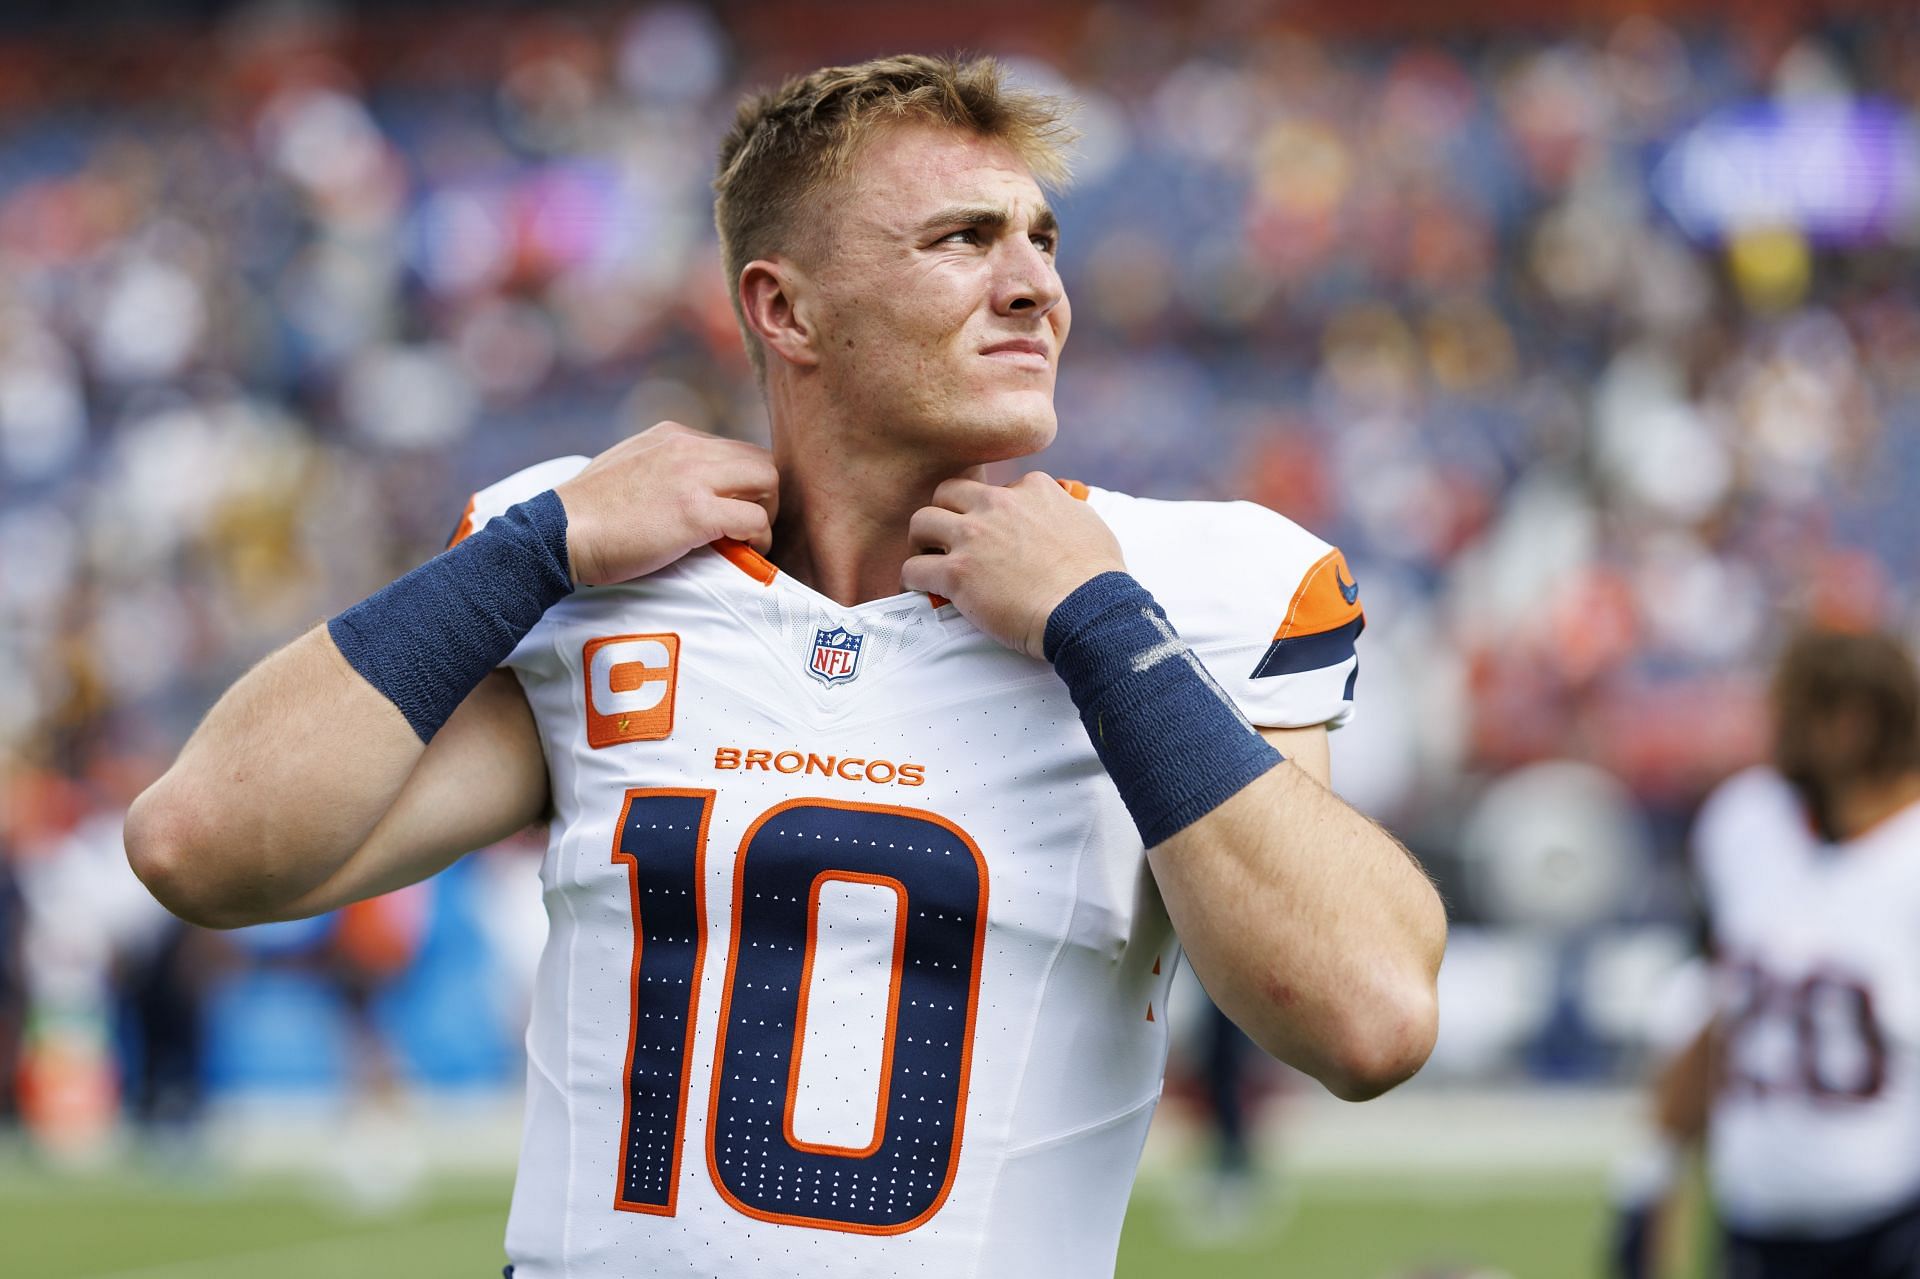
1834, 771, 1920, 843
766, 431, 984, 609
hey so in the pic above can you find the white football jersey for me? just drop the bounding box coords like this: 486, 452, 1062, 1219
1696, 766, 1920, 1236
455, 457, 1364, 1277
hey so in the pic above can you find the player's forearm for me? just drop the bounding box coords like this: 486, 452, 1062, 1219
126, 626, 426, 928
1031, 571, 1442, 1097
1653, 1024, 1715, 1142
1150, 762, 1444, 1100
1606, 1025, 1711, 1279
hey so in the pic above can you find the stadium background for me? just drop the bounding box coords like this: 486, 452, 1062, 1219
2, 0, 1915, 1274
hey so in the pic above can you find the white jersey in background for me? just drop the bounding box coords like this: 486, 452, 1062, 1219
453, 456, 1364, 1277
1696, 766, 1920, 1237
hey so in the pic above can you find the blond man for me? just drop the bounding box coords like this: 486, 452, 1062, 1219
128, 56, 1445, 1277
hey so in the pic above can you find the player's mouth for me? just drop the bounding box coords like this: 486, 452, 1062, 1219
978, 338, 1050, 370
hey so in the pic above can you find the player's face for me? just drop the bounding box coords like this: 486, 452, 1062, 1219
807, 122, 1070, 465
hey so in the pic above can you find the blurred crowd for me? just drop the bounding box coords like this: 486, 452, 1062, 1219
4, 2, 1920, 1132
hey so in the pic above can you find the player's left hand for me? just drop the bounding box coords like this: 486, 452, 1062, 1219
903, 472, 1126, 660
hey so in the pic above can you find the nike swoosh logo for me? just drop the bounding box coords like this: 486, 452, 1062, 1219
1336, 566, 1359, 605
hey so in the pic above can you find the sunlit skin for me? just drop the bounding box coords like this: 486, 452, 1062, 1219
739, 121, 1076, 609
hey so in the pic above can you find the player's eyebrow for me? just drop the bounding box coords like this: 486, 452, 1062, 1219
917, 204, 1061, 241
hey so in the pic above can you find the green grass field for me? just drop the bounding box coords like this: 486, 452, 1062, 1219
2, 1153, 1647, 1279
1118, 1171, 1615, 1278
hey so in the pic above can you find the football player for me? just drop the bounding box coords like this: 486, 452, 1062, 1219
126, 56, 1445, 1276
1615, 628, 1920, 1279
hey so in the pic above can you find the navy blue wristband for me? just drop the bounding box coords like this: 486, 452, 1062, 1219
1044, 572, 1283, 847
329, 489, 573, 742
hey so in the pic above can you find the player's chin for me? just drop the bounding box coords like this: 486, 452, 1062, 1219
955, 393, 1056, 463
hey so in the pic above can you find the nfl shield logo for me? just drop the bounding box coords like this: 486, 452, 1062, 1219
808, 626, 864, 686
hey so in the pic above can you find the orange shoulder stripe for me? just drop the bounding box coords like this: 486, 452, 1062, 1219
1274, 548, 1363, 641
446, 495, 478, 549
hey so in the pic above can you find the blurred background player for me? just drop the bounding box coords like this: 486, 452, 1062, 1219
1614, 628, 1920, 1279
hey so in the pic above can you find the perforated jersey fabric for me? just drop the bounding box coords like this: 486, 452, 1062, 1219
458, 456, 1362, 1277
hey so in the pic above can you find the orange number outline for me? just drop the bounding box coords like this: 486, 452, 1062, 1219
702, 796, 990, 1236
609, 787, 714, 1216
781, 868, 910, 1160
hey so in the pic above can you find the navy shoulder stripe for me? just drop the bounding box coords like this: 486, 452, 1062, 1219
1249, 614, 1363, 680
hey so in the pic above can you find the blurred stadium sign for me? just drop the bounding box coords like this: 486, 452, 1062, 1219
1654, 100, 1920, 244
1458, 761, 1650, 931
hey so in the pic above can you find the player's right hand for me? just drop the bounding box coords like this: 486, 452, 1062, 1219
554, 421, 779, 587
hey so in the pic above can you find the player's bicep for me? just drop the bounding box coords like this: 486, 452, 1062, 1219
270, 670, 548, 919
1261, 723, 1330, 789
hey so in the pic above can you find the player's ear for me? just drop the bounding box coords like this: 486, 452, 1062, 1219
739, 258, 820, 371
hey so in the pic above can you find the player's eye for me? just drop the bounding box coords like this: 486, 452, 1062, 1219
1031, 232, 1057, 255
939, 228, 981, 246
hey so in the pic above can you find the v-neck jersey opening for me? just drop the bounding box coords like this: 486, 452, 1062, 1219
708, 537, 952, 619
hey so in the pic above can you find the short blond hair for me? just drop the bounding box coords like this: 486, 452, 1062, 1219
714, 54, 1076, 376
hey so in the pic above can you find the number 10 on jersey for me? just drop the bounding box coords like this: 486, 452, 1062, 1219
609, 788, 989, 1235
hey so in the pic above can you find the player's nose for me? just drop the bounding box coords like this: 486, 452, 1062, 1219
991, 237, 1064, 321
